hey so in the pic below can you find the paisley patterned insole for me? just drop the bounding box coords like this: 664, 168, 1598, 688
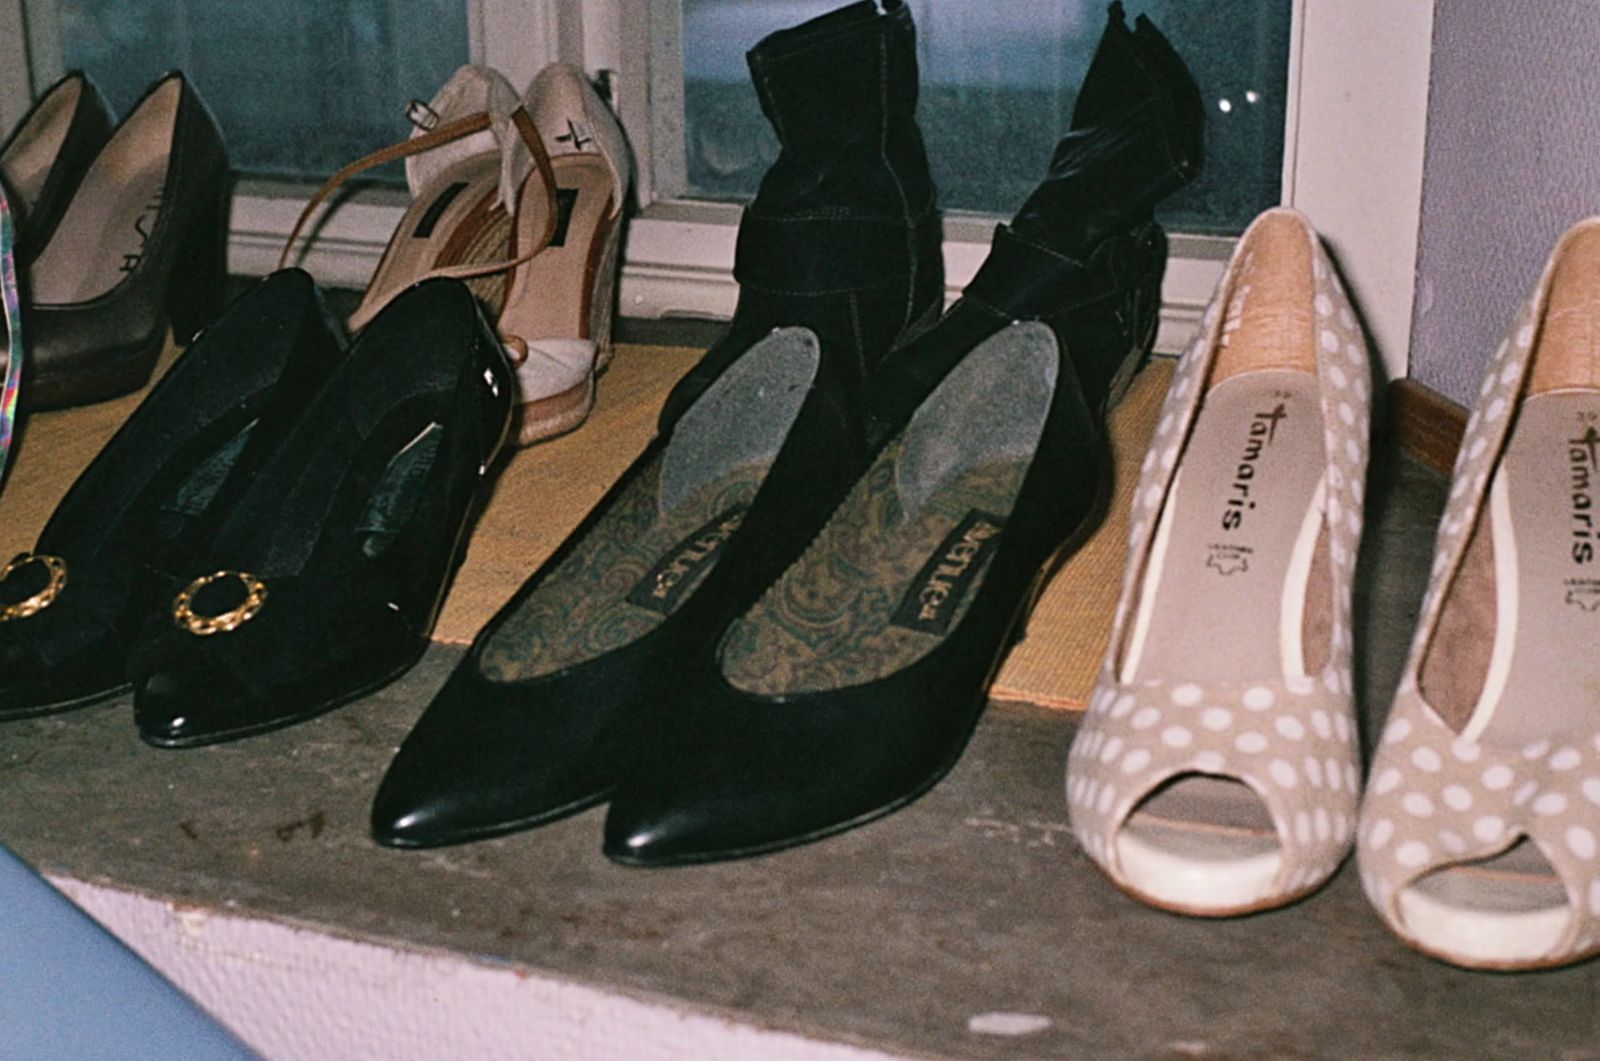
721, 440, 1028, 696
480, 457, 764, 681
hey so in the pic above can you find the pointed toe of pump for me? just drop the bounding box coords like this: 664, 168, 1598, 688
134, 664, 277, 748
0, 641, 56, 719
369, 778, 463, 850
133, 667, 220, 747
601, 798, 703, 867
371, 666, 622, 850
369, 747, 512, 850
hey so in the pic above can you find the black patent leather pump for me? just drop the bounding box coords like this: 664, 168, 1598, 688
0, 269, 346, 719
132, 277, 513, 748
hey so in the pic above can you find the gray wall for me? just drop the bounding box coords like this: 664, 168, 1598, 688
1409, 0, 1600, 405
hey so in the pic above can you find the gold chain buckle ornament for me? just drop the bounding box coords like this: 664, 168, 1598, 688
173, 571, 268, 636
0, 553, 68, 621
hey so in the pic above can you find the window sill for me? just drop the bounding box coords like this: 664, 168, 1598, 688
229, 182, 1231, 355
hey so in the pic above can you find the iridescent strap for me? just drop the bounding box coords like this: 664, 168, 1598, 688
0, 189, 20, 488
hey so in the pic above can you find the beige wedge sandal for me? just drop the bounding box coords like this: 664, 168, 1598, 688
1358, 217, 1600, 970
1068, 208, 1373, 916
283, 62, 631, 446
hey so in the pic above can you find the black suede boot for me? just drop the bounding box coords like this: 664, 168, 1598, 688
864, 0, 1204, 441
657, 0, 942, 427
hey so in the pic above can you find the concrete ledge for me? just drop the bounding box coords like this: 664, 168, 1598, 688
3, 451, 1597, 1058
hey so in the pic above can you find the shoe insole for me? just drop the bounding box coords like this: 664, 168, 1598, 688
478, 328, 819, 682
721, 323, 1057, 697
479, 459, 764, 681
28, 152, 166, 305
1401, 389, 1600, 958
1, 84, 76, 212
1460, 389, 1600, 744
357, 422, 444, 557
498, 155, 616, 360
351, 154, 510, 329
1114, 368, 1328, 899
721, 453, 1026, 696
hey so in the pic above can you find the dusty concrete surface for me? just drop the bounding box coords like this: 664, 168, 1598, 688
1, 448, 1597, 1059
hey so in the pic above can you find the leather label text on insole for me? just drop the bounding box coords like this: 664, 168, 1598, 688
890, 509, 1006, 635
626, 505, 748, 615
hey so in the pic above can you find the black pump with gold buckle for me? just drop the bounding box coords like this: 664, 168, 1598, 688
131, 278, 513, 748
0, 269, 347, 720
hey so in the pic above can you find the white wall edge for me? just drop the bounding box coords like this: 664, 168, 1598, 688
50, 874, 901, 1061
1285, 0, 1435, 380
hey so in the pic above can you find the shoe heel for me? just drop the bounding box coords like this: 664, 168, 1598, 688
589, 214, 623, 375
168, 183, 231, 344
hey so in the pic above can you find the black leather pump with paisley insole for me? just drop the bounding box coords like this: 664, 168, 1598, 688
0, 270, 345, 718
131, 277, 512, 748
604, 321, 1110, 866
372, 327, 869, 849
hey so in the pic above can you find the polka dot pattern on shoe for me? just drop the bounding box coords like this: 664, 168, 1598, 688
1351, 219, 1600, 968
1067, 210, 1368, 915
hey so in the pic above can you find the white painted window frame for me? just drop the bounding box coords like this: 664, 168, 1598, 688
0, 0, 1431, 376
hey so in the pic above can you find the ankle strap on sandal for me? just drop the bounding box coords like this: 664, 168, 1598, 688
279, 105, 558, 284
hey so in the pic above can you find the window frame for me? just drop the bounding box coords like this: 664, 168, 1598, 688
0, 0, 1433, 377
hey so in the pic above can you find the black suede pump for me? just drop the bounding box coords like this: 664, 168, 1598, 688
0, 269, 345, 719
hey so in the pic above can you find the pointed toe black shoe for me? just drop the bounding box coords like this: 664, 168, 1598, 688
603, 323, 1101, 865
371, 327, 867, 849
0, 269, 345, 720
131, 277, 513, 748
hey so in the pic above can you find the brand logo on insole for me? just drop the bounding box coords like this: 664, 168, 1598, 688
1220, 403, 1287, 532
1565, 583, 1600, 611
626, 505, 748, 615
1569, 423, 1600, 563
119, 187, 165, 274
1205, 544, 1252, 576
890, 510, 1005, 635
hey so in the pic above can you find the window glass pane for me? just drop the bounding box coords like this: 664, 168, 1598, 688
59, 0, 471, 182
679, 0, 1290, 235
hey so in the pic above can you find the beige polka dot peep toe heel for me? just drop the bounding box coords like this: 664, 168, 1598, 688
1357, 217, 1600, 970
1068, 208, 1373, 916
